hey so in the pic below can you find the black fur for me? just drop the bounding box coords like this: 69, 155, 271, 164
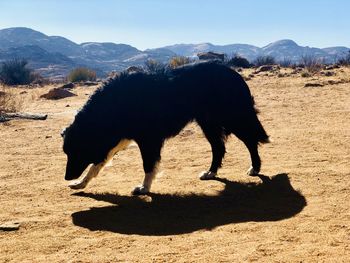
62, 62, 269, 182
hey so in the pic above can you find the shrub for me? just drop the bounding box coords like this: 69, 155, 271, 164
67, 67, 96, 82
279, 57, 293, 67
301, 71, 311, 78
0, 86, 24, 114
168, 56, 192, 69
226, 54, 251, 68
0, 59, 34, 86
144, 59, 165, 73
254, 55, 276, 66
300, 55, 322, 73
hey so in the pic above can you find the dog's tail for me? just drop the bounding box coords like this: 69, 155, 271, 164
250, 96, 270, 144
256, 118, 270, 144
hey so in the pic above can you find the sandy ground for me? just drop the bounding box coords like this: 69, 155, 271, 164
0, 67, 349, 262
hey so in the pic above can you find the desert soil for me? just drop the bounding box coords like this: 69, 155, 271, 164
0, 68, 349, 262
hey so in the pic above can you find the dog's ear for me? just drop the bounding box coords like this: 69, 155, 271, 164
60, 128, 66, 138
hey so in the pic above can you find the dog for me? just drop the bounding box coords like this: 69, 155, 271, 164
62, 62, 269, 195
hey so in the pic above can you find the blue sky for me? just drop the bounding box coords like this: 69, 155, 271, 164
0, 0, 349, 50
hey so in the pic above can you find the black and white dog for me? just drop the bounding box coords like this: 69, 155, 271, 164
62, 62, 269, 195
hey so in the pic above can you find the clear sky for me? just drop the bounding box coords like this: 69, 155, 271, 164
0, 0, 349, 50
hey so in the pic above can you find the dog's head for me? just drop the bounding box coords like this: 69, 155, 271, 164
61, 126, 102, 181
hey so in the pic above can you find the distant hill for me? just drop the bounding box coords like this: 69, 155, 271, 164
163, 39, 349, 63
0, 27, 349, 79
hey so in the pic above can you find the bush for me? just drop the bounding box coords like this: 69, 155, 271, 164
254, 55, 276, 66
0, 59, 34, 86
144, 59, 165, 73
226, 54, 251, 68
168, 56, 192, 69
67, 67, 96, 82
301, 71, 311, 78
279, 57, 293, 67
300, 55, 322, 73
0, 86, 25, 114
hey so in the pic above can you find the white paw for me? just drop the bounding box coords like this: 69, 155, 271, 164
247, 166, 259, 176
68, 180, 87, 190
132, 185, 149, 195
199, 171, 217, 180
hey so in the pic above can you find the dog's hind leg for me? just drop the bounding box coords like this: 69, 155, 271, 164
235, 134, 261, 176
132, 139, 163, 195
198, 123, 227, 180
244, 141, 261, 176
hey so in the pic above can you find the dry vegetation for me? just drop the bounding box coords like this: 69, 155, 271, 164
0, 85, 33, 114
0, 67, 349, 262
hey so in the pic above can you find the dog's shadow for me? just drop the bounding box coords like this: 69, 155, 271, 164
71, 173, 306, 236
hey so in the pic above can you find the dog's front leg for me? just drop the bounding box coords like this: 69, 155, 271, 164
69, 163, 105, 189
132, 139, 162, 195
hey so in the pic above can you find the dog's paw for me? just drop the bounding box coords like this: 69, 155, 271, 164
199, 171, 217, 180
68, 180, 87, 190
247, 166, 259, 176
132, 185, 149, 195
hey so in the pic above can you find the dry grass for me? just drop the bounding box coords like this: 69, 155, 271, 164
0, 68, 350, 262
0, 85, 24, 114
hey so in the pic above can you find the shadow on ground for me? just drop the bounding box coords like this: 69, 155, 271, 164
71, 173, 306, 236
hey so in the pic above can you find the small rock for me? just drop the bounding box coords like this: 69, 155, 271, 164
0, 222, 20, 231
81, 81, 99, 86
256, 65, 274, 73
320, 71, 335, 77
60, 82, 75, 90
197, 51, 225, 61
304, 83, 324, 87
126, 66, 143, 73
40, 88, 77, 100
327, 80, 342, 85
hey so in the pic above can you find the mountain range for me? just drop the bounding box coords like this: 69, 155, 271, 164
0, 27, 349, 79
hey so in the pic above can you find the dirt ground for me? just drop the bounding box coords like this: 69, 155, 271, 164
1, 67, 349, 262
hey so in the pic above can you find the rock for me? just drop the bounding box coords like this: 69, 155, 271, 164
126, 66, 143, 73
0, 116, 10, 123
254, 65, 280, 74
60, 82, 75, 89
40, 88, 77, 100
0, 222, 20, 231
197, 52, 225, 61
81, 81, 99, 86
304, 83, 324, 87
321, 71, 335, 77
327, 80, 342, 85
180, 129, 194, 137
257, 65, 273, 72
